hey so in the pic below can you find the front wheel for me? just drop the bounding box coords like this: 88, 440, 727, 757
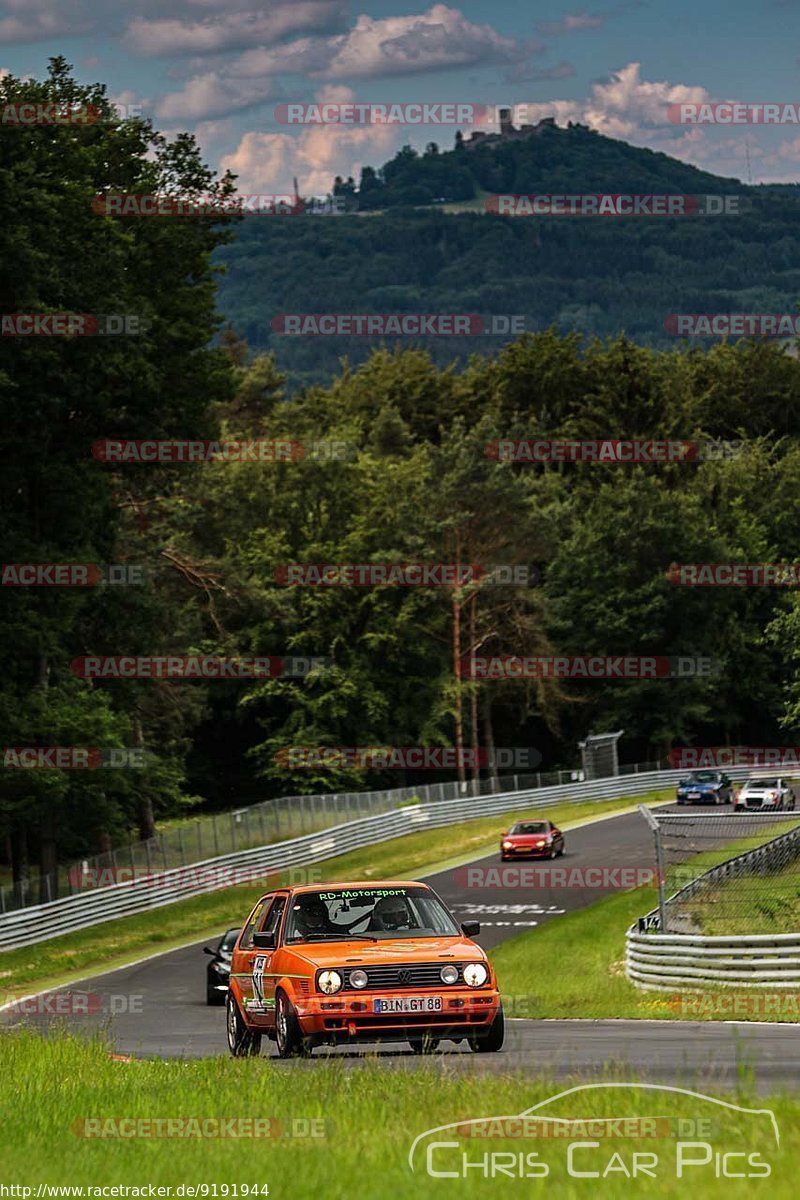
275, 990, 312, 1059
409, 1035, 440, 1054
226, 991, 261, 1057
470, 1005, 504, 1053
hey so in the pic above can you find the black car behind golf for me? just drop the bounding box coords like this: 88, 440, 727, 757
204, 927, 240, 1005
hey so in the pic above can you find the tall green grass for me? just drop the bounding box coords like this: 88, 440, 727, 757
1, 1030, 799, 1197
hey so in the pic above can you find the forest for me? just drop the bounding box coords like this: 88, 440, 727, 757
2, 61, 800, 898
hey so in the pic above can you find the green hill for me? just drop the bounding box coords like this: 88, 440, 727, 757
214, 122, 800, 388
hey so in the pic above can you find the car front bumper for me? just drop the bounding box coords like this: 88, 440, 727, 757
294, 989, 500, 1041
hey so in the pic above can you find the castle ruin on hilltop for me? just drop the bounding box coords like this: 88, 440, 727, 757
460, 109, 590, 149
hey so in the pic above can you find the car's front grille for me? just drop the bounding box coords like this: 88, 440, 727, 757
341, 962, 465, 991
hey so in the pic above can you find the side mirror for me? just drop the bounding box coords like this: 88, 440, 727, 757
461, 920, 480, 937
500, 831, 508, 837
253, 931, 277, 949
203, 946, 216, 956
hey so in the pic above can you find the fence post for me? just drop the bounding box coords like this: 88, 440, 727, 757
231, 811, 238, 851
0, 885, 4, 913
212, 813, 220, 857
177, 826, 186, 866
197, 820, 203, 860
144, 839, 152, 876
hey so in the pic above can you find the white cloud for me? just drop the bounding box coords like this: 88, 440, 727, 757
220, 121, 399, 196
230, 4, 534, 82
537, 13, 604, 35
517, 62, 711, 139
155, 72, 282, 121
324, 5, 532, 78
124, 1, 347, 57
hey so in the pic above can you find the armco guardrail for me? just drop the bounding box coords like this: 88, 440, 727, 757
627, 930, 800, 990
1, 765, 684, 952
627, 815, 800, 991
11, 763, 663, 912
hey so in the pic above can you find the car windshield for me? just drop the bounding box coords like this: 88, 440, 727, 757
220, 928, 239, 953
284, 886, 461, 941
510, 822, 549, 834
689, 772, 718, 782
748, 779, 779, 789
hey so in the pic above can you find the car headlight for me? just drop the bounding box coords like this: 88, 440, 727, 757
318, 970, 342, 994
463, 962, 488, 988
502, 840, 514, 849
349, 969, 368, 989
440, 965, 459, 984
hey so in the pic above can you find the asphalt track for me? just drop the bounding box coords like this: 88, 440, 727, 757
5, 802, 800, 1087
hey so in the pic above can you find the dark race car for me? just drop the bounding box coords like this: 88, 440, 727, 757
675, 770, 733, 806
204, 927, 240, 1005
500, 819, 565, 861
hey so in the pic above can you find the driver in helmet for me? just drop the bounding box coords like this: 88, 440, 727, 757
292, 894, 334, 936
369, 894, 413, 932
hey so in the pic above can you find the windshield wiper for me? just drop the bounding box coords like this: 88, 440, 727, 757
288, 932, 379, 943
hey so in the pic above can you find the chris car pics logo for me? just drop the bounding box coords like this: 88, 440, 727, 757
408, 1084, 778, 1180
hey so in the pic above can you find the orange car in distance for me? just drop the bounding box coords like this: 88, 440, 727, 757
226, 880, 504, 1058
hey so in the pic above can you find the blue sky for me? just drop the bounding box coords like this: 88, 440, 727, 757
2, 1, 799, 192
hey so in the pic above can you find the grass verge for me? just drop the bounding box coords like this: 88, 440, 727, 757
492, 873, 800, 1023
0, 793, 668, 998
1, 1029, 798, 1197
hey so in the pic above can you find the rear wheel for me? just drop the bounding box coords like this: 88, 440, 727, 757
226, 991, 261, 1057
470, 1005, 504, 1053
275, 990, 312, 1059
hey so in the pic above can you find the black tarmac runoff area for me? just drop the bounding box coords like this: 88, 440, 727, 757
4, 802, 800, 1088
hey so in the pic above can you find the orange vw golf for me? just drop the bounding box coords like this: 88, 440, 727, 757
226, 880, 504, 1058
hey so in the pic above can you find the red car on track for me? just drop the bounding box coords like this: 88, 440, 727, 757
500, 819, 565, 861
226, 879, 504, 1058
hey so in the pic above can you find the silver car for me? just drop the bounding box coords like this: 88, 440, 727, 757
734, 777, 796, 812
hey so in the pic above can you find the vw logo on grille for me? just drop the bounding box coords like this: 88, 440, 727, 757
397, 968, 412, 984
